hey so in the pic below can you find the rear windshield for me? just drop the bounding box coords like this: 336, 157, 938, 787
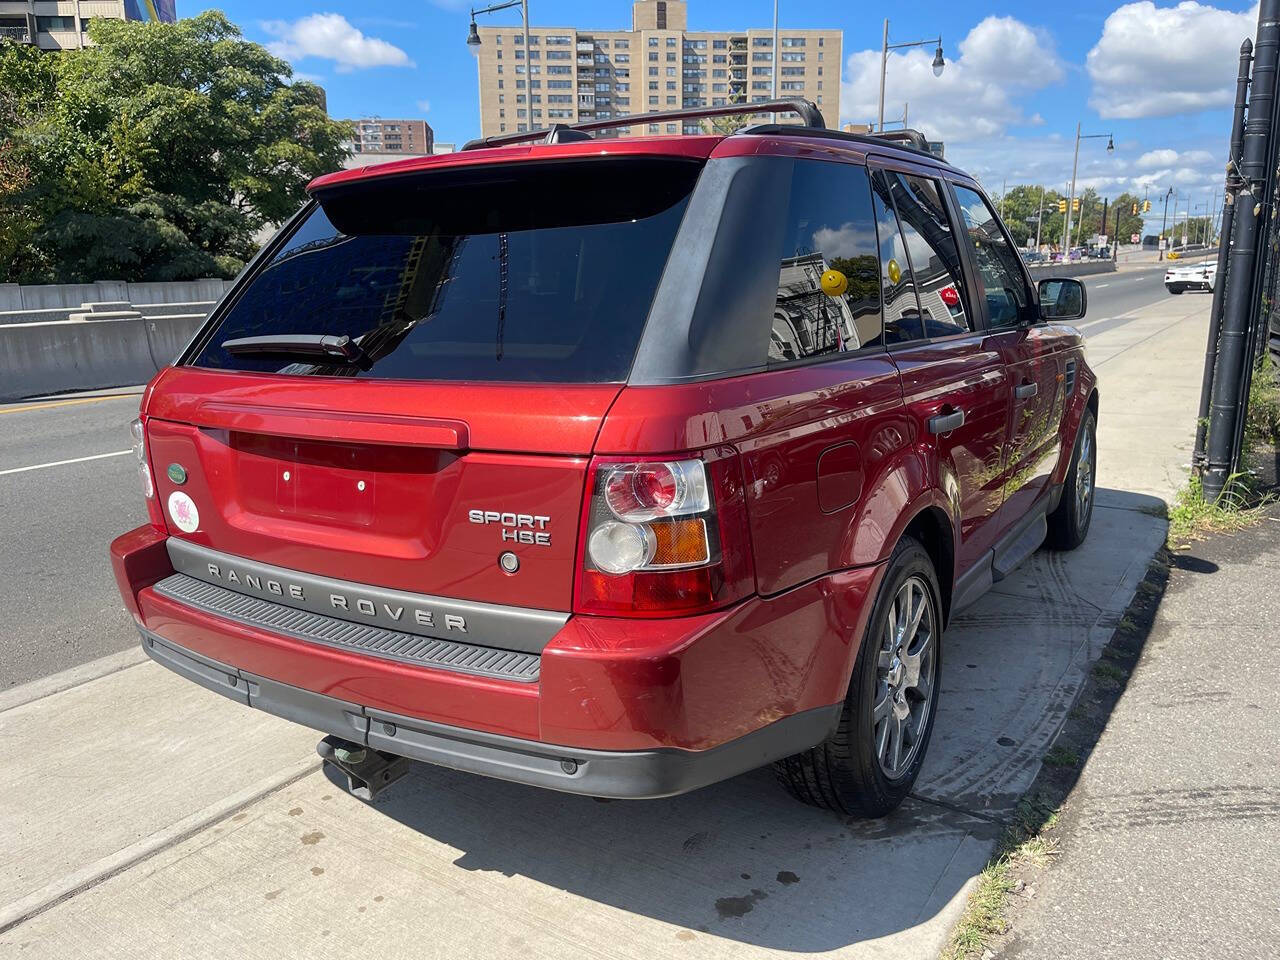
189, 158, 700, 383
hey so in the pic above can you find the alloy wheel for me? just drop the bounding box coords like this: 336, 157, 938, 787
873, 575, 937, 779
1076, 422, 1095, 531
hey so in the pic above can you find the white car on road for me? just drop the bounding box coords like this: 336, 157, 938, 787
1164, 260, 1216, 294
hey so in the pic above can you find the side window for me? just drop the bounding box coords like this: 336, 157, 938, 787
884, 172, 972, 339
870, 171, 922, 343
952, 185, 1036, 328
768, 161, 883, 364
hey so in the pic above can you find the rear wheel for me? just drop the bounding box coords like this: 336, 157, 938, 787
1046, 409, 1096, 550
1167, 285, 1184, 294
774, 536, 941, 817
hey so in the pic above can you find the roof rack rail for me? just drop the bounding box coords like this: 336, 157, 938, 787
866, 129, 933, 154
460, 98, 825, 151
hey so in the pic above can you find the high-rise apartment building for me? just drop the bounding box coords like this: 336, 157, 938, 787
0, 1, 176, 50
472, 0, 840, 139
351, 118, 435, 156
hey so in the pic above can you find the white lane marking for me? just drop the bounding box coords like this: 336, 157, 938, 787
0, 449, 131, 477
1094, 283, 1111, 288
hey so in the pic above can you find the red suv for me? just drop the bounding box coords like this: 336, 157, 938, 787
110, 102, 1095, 818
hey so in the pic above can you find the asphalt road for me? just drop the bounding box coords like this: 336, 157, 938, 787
0, 392, 146, 688
0, 264, 1184, 690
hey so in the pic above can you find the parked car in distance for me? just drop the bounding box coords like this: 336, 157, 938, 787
1165, 260, 1216, 294
110, 100, 1097, 818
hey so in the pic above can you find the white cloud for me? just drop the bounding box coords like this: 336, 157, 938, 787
1087, 2, 1257, 118
262, 14, 415, 73
1137, 148, 1180, 169
416, 99, 432, 113
841, 16, 1064, 144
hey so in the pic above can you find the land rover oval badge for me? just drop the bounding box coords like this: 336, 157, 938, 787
167, 463, 188, 485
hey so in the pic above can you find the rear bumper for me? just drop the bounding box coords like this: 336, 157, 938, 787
141, 627, 841, 798
113, 524, 881, 770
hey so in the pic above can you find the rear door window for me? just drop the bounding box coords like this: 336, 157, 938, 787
880, 172, 972, 340
767, 160, 883, 364
188, 159, 700, 384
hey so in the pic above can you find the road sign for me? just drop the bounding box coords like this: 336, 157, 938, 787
1159, 238, 1168, 250
1130, 233, 1140, 244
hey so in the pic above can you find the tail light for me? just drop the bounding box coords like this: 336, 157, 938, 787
131, 417, 166, 529
574, 447, 754, 617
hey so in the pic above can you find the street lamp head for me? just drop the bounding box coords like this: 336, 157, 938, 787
932, 43, 945, 77
1106, 135, 1114, 153
467, 18, 481, 52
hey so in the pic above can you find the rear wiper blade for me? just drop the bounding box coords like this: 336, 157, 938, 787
220, 334, 369, 366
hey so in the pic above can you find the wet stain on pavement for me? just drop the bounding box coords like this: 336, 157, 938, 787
776, 871, 800, 885
675, 931, 696, 942
300, 831, 325, 845
997, 736, 1017, 747
310, 866, 324, 876
715, 888, 767, 919
288, 807, 304, 816
264, 889, 282, 900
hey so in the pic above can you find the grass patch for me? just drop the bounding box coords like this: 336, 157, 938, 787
1092, 661, 1127, 683
1167, 476, 1263, 544
1042, 746, 1080, 768
1171, 359, 1277, 546
941, 800, 1060, 960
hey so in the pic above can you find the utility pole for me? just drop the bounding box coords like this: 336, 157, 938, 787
1034, 186, 1046, 253
1159, 188, 1174, 259
1204, 0, 1280, 502
1194, 38, 1253, 471
878, 20, 944, 133
1063, 121, 1114, 251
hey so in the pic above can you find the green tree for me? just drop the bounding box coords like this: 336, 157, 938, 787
0, 12, 351, 284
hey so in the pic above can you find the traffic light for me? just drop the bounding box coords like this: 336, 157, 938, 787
1058, 199, 1067, 213
1143, 199, 1151, 212
1072, 197, 1080, 212
1131, 202, 1139, 215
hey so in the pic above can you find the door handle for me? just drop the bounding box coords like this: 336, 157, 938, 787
1015, 381, 1038, 400
928, 408, 966, 435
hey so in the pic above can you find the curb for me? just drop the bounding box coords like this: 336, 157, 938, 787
0, 647, 148, 714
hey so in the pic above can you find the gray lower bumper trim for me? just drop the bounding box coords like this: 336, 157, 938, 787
140, 629, 841, 800
153, 573, 540, 683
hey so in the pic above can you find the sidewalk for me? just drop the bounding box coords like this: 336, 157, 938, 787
1006, 504, 1280, 959
0, 294, 1209, 958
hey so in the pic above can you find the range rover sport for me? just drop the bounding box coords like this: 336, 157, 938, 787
110, 100, 1096, 817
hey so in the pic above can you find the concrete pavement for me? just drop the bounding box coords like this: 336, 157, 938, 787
1006, 506, 1280, 959
0, 279, 1209, 958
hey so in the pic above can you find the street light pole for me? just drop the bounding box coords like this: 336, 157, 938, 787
772, 0, 779, 122
468, 0, 530, 121
1063, 121, 1114, 253
877, 19, 944, 132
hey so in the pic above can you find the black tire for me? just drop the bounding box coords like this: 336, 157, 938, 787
1046, 409, 1096, 550
774, 536, 942, 818
1168, 286, 1184, 295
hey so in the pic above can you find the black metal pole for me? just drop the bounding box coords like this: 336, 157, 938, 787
1205, 0, 1280, 502
1193, 38, 1253, 470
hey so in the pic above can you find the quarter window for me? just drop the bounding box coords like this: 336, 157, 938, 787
952, 185, 1036, 327
767, 162, 883, 364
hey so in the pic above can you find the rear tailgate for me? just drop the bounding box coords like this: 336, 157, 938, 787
144, 368, 614, 610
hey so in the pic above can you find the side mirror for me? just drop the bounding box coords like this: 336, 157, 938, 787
1038, 277, 1087, 322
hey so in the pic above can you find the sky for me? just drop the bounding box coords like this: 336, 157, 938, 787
187, 0, 1260, 233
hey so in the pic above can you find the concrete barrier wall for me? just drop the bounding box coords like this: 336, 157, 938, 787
0, 278, 232, 312
1027, 260, 1118, 280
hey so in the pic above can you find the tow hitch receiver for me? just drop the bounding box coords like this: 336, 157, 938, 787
317, 735, 411, 801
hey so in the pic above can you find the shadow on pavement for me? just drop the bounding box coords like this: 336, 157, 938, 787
330, 487, 1172, 953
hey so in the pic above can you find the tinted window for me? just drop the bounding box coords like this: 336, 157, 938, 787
870, 172, 922, 344
190, 160, 698, 383
884, 173, 972, 339
952, 185, 1036, 327
768, 161, 882, 364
